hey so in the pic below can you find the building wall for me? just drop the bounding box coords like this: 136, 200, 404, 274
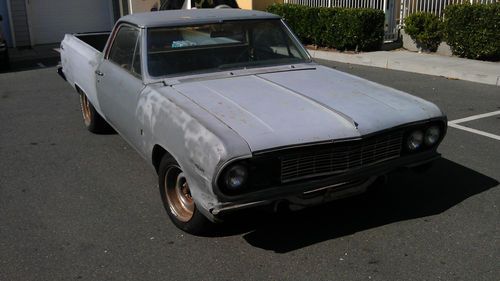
252, 0, 283, 11
236, 0, 283, 10
112, 0, 122, 22
130, 0, 161, 13
236, 0, 253, 9
0, 0, 13, 47
6, 0, 283, 47
9, 0, 30, 47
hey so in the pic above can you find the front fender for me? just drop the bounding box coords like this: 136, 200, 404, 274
136, 85, 251, 218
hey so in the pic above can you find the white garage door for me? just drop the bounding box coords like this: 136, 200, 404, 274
28, 0, 113, 45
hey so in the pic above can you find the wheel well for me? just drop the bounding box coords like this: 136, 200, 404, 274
152, 145, 172, 173
75, 84, 83, 95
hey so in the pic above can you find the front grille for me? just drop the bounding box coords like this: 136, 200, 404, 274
280, 132, 403, 183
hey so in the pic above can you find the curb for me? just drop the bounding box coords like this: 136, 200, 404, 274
309, 49, 500, 87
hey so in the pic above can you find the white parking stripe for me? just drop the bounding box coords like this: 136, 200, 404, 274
447, 110, 500, 141
448, 123, 500, 141
449, 110, 500, 124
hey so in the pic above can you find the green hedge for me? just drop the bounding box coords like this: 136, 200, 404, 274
444, 3, 500, 61
404, 12, 442, 52
267, 4, 384, 51
266, 4, 318, 45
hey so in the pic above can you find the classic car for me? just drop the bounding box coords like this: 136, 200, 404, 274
58, 9, 447, 234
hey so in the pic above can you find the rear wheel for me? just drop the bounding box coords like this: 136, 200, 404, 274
79, 92, 111, 133
159, 155, 212, 235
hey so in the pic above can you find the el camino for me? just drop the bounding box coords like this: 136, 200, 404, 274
59, 9, 447, 234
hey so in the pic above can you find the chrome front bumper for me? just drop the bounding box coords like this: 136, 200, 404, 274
210, 177, 377, 216
209, 150, 441, 217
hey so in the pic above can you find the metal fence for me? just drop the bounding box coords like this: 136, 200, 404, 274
283, 0, 499, 42
288, 0, 385, 9
402, 0, 498, 19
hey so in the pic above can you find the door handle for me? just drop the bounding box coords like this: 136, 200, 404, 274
95, 70, 104, 76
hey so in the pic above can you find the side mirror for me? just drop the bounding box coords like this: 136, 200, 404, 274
0, 15, 3, 21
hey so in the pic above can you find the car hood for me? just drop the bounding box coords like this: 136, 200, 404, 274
172, 65, 443, 152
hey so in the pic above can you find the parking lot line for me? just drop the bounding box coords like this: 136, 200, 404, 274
449, 110, 500, 124
448, 110, 500, 141
448, 123, 500, 141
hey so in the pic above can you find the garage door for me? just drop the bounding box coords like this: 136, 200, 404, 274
27, 0, 113, 45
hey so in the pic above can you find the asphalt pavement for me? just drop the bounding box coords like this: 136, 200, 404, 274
0, 62, 499, 281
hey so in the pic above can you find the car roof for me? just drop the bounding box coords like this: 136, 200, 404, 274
118, 9, 281, 28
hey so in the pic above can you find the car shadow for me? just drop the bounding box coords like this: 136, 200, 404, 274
213, 158, 498, 253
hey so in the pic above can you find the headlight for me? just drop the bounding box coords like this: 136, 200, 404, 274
223, 164, 248, 191
407, 130, 424, 151
424, 126, 440, 146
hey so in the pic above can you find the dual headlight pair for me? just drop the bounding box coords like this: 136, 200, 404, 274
406, 126, 441, 151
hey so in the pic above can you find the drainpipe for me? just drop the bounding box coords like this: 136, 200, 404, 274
186, 0, 192, 9
128, 0, 133, 13
399, 0, 405, 29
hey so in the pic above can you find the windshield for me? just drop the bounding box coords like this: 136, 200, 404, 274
147, 20, 309, 77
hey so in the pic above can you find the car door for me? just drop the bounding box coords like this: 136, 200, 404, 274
96, 24, 144, 146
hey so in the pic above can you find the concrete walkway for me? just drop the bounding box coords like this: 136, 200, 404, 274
309, 49, 500, 87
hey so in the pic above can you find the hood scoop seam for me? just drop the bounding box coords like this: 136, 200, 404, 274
198, 84, 275, 132
254, 74, 360, 131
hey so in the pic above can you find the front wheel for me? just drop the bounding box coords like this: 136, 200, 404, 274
158, 155, 212, 235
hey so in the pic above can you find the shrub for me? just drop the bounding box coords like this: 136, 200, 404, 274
443, 3, 500, 61
404, 12, 443, 52
266, 4, 316, 44
267, 4, 384, 51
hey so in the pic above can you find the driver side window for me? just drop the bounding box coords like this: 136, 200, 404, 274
108, 25, 141, 77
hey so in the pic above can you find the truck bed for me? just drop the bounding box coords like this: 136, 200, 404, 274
74, 32, 110, 52
60, 32, 110, 114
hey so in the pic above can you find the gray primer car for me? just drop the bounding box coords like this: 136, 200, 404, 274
59, 9, 447, 234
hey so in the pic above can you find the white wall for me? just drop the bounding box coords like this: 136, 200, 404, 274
130, 0, 161, 13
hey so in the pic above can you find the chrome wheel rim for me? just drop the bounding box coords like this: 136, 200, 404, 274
80, 94, 92, 126
165, 166, 194, 222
